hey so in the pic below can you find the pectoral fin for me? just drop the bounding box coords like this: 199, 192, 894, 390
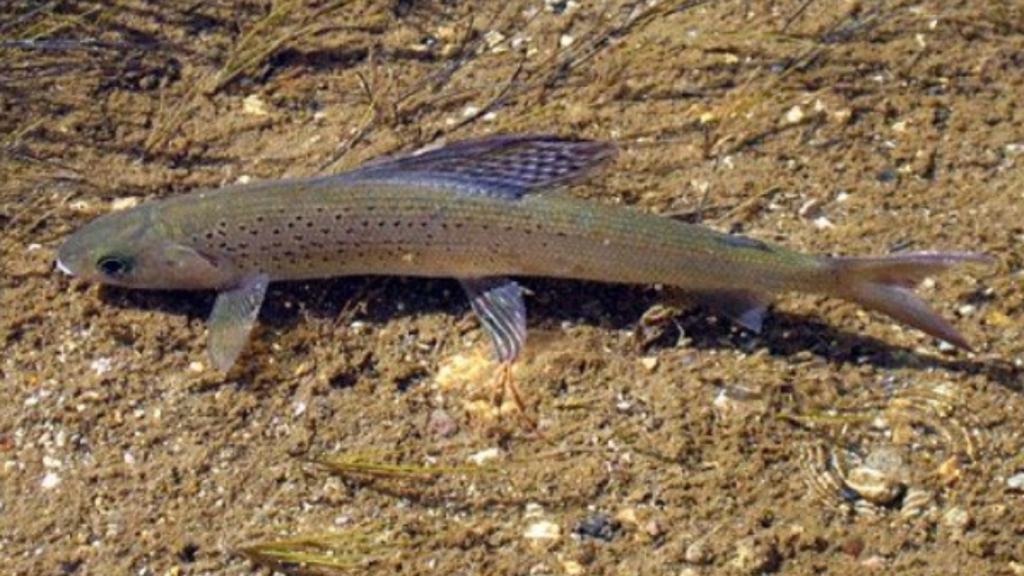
208, 273, 270, 371
460, 277, 527, 363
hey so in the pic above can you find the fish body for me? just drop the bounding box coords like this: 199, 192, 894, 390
57, 135, 991, 370
97, 178, 819, 288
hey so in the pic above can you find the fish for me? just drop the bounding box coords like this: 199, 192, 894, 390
56, 134, 993, 371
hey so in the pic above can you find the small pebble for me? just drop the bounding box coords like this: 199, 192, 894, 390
729, 537, 780, 575
574, 514, 618, 542
840, 535, 865, 557
861, 555, 888, 570
242, 94, 269, 116
524, 520, 561, 541
484, 30, 506, 52
426, 408, 459, 438
110, 197, 140, 212
467, 447, 502, 466
812, 216, 835, 229
562, 560, 585, 575
41, 472, 61, 490
783, 105, 805, 125
1006, 472, 1024, 491
685, 539, 711, 564
941, 506, 972, 532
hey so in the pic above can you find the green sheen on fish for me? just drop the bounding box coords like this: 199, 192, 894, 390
57, 135, 993, 370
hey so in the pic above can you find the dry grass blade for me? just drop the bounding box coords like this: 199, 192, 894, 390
702, 1, 892, 157
314, 452, 497, 481
240, 526, 411, 574
144, 0, 357, 154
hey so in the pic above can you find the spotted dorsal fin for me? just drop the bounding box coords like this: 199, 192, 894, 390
339, 135, 616, 199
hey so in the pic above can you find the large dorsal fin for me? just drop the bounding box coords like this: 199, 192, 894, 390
339, 134, 617, 199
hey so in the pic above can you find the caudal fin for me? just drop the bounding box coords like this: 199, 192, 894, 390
830, 252, 994, 350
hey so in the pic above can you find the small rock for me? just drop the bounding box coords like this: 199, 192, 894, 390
484, 30, 507, 53
730, 537, 780, 575
614, 507, 638, 527
840, 535, 865, 557
812, 216, 835, 229
467, 447, 502, 466
1007, 472, 1024, 491
783, 105, 805, 125
640, 357, 658, 372
685, 539, 711, 565
643, 519, 665, 539
242, 94, 269, 116
426, 408, 459, 438
861, 555, 888, 570
941, 506, 972, 533
41, 472, 61, 490
562, 560, 585, 575
525, 520, 561, 541
110, 197, 140, 212
574, 514, 618, 542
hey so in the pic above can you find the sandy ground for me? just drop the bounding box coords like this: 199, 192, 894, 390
2, 1, 1023, 574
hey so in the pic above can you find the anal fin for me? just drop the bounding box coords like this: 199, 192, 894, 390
696, 290, 771, 333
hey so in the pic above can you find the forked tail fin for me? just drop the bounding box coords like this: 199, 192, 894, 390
830, 252, 994, 350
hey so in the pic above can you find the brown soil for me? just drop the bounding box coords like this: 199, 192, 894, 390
2, 1, 1023, 575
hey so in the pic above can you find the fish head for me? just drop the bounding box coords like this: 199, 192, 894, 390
57, 205, 237, 290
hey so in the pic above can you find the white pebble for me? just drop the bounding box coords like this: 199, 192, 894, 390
524, 520, 561, 541
467, 448, 502, 466
110, 197, 140, 212
41, 472, 61, 490
484, 30, 507, 52
90, 357, 114, 376
559, 34, 574, 48
1007, 472, 1024, 491
242, 94, 270, 116
783, 105, 805, 125
812, 216, 835, 229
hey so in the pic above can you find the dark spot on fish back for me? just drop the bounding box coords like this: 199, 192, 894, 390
716, 234, 771, 252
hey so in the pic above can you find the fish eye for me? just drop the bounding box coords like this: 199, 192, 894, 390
96, 255, 133, 277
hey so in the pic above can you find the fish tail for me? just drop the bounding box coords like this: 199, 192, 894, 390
828, 252, 994, 350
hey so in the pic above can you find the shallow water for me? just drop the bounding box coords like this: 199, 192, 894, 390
2, 1, 1023, 574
